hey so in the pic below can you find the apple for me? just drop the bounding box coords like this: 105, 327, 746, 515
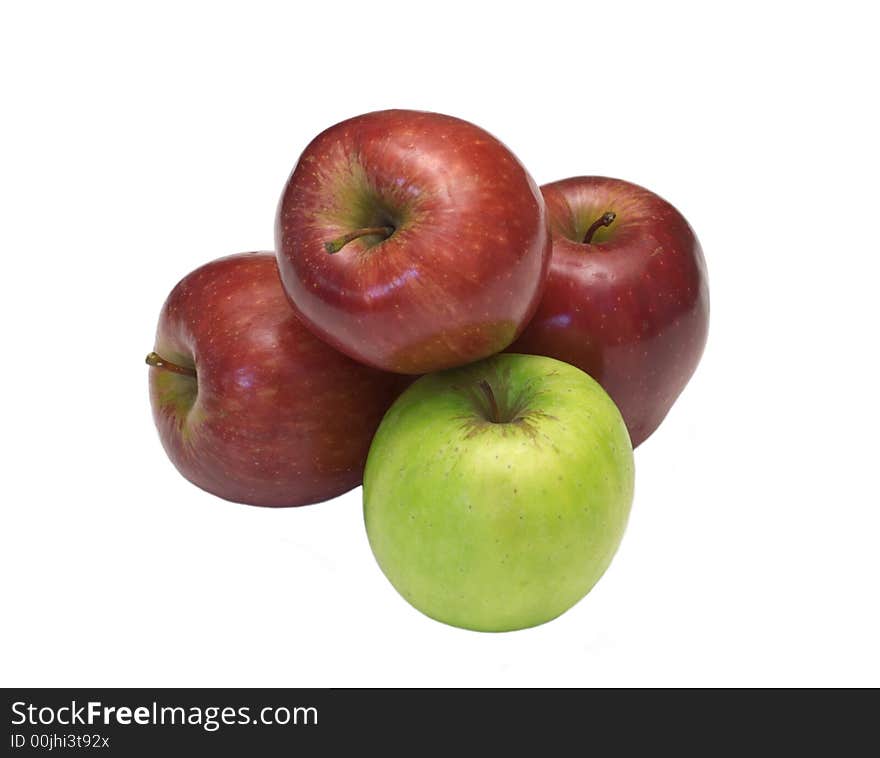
275, 109, 551, 375
363, 353, 634, 632
147, 252, 405, 507
509, 176, 709, 447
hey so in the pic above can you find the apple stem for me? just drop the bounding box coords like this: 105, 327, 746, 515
324, 226, 395, 254
478, 380, 501, 423
145, 351, 197, 378
582, 211, 616, 244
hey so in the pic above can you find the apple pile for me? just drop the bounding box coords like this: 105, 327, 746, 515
147, 109, 708, 631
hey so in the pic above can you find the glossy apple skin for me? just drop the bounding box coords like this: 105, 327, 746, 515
148, 252, 406, 507
509, 177, 709, 447
275, 109, 550, 375
364, 354, 634, 632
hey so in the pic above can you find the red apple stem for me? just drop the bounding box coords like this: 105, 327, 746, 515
478, 380, 501, 423
324, 226, 395, 254
145, 351, 197, 378
582, 211, 616, 244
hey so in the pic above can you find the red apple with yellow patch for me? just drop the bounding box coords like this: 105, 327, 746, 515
275, 109, 550, 374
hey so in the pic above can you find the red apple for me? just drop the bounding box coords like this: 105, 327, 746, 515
509, 177, 709, 447
147, 252, 405, 507
275, 109, 550, 375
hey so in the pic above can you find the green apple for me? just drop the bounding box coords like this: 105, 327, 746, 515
363, 353, 635, 632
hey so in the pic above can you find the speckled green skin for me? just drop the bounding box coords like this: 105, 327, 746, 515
363, 354, 634, 632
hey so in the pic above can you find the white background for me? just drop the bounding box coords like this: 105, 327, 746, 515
2, 1, 878, 687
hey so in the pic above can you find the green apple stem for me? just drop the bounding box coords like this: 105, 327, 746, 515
478, 380, 501, 423
582, 211, 616, 244
324, 226, 395, 254
145, 351, 197, 378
